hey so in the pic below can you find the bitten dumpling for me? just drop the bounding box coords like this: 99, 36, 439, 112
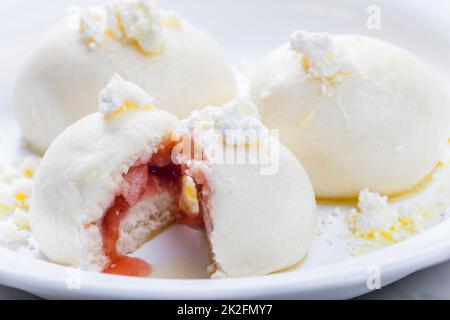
31, 75, 316, 278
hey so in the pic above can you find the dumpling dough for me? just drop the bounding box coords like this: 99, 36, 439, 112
14, 4, 237, 154
250, 33, 450, 200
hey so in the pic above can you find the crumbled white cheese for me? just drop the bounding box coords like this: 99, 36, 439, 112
290, 30, 356, 95
107, 0, 163, 54
177, 96, 268, 146
347, 189, 429, 243
0, 222, 30, 246
9, 179, 33, 211
79, 6, 108, 50
98, 74, 155, 116
0, 188, 13, 218
13, 208, 31, 231
0, 156, 39, 215
0, 156, 41, 246
74, 0, 170, 53
17, 155, 41, 179
348, 190, 399, 239
0, 164, 20, 184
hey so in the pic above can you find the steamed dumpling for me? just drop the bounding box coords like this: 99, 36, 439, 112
31, 76, 317, 278
14, 0, 238, 154
250, 31, 450, 200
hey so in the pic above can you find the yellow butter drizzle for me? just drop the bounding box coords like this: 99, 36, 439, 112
317, 162, 445, 205
105, 101, 155, 119
162, 16, 181, 27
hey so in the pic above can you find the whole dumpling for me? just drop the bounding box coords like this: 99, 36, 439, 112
14, 1, 237, 154
250, 31, 450, 200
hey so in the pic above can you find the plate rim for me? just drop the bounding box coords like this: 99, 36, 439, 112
1, 219, 450, 299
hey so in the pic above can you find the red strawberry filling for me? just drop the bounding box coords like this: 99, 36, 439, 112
98, 141, 207, 277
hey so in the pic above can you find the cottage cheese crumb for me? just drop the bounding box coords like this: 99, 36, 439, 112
347, 189, 429, 243
290, 30, 356, 95
317, 208, 340, 236
0, 156, 39, 217
0, 222, 29, 246
13, 208, 31, 231
177, 96, 268, 146
18, 156, 41, 179
78, 6, 108, 50
107, 0, 163, 54
0, 165, 19, 185
0, 156, 40, 246
98, 74, 155, 116
74, 0, 171, 53
9, 179, 33, 211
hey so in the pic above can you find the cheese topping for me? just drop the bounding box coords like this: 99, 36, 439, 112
107, 0, 163, 54
98, 74, 155, 117
0, 156, 41, 246
290, 30, 356, 95
177, 96, 268, 146
75, 1, 180, 53
18, 156, 41, 179
79, 6, 108, 50
0, 222, 29, 245
347, 189, 429, 243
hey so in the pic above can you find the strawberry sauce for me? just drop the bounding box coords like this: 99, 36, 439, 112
101, 196, 152, 277
98, 141, 205, 278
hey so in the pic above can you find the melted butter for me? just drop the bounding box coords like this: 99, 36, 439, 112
301, 56, 310, 72
270, 256, 306, 275
22, 168, 34, 178
299, 110, 315, 128
105, 101, 155, 119
115, 13, 126, 37
105, 29, 114, 38
162, 16, 181, 27
348, 207, 433, 248
317, 162, 445, 205
131, 40, 164, 57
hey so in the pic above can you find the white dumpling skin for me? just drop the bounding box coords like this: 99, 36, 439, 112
250, 35, 450, 199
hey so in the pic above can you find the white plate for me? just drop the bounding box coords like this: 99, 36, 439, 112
0, 0, 450, 300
